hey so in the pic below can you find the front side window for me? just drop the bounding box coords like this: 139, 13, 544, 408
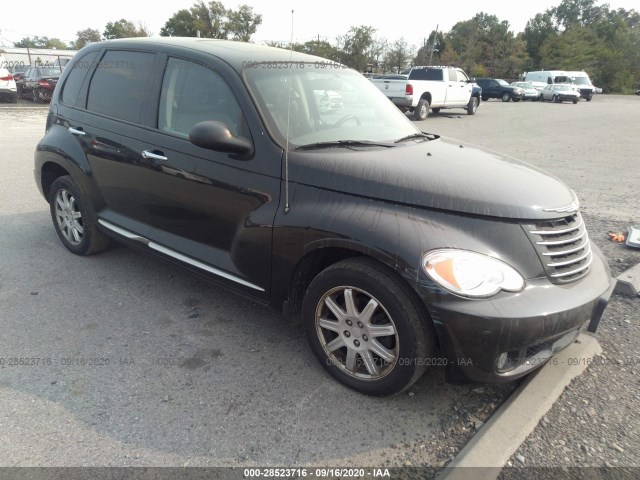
87, 50, 155, 123
158, 57, 243, 138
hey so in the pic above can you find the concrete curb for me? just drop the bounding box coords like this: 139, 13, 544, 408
438, 333, 602, 480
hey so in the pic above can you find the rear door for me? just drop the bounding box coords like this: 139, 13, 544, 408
69, 49, 279, 297
445, 68, 472, 106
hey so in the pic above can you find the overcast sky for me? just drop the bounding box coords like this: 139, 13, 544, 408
1, 0, 637, 48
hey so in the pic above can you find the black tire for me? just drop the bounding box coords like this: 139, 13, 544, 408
586, 95, 593, 102
302, 258, 434, 396
431, 108, 441, 114
466, 96, 478, 115
49, 175, 110, 255
482, 96, 488, 102
573, 99, 578, 104
16, 84, 23, 98
501, 92, 511, 102
552, 95, 559, 103
413, 99, 429, 121
32, 89, 40, 103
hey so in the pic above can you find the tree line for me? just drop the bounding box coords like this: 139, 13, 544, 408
11, 0, 639, 93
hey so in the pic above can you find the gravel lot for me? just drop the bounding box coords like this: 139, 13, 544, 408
1, 94, 638, 477
419, 95, 640, 477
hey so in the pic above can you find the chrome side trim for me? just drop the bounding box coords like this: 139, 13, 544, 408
98, 219, 149, 244
546, 244, 592, 267
97, 219, 264, 292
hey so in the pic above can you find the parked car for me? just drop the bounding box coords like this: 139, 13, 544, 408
540, 84, 581, 103
9, 63, 30, 84
475, 78, 525, 102
312, 89, 343, 113
511, 81, 541, 101
35, 38, 614, 396
18, 66, 62, 102
0, 67, 18, 103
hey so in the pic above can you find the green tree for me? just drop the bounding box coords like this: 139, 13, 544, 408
72, 28, 102, 49
103, 19, 149, 39
161, 1, 262, 41
226, 5, 262, 42
338, 26, 377, 71
384, 38, 413, 73
160, 10, 199, 37
14, 36, 68, 49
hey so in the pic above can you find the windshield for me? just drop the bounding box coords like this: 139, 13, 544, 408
572, 77, 591, 85
244, 65, 420, 148
553, 85, 572, 91
513, 82, 533, 88
496, 79, 509, 86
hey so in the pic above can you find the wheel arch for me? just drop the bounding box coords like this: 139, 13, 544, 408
281, 242, 434, 338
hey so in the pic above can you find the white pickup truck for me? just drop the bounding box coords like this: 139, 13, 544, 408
371, 66, 478, 120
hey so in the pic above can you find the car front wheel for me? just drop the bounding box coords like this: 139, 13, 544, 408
303, 258, 434, 396
49, 176, 110, 255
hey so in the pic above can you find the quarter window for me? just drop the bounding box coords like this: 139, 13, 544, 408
158, 57, 243, 138
87, 51, 155, 123
61, 51, 98, 107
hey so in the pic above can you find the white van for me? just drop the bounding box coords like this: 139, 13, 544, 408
524, 70, 596, 101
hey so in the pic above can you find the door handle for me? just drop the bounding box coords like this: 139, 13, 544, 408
68, 127, 85, 136
142, 150, 168, 161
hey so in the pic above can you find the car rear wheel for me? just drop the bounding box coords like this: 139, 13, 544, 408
32, 89, 40, 103
431, 108, 441, 114
573, 99, 578, 104
501, 92, 511, 102
482, 96, 488, 102
49, 176, 110, 255
413, 99, 429, 121
552, 95, 559, 103
303, 258, 434, 396
467, 96, 478, 115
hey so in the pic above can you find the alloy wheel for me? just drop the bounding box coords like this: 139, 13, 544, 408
54, 189, 84, 245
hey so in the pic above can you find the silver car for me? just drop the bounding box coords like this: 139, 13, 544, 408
511, 81, 541, 101
540, 84, 580, 104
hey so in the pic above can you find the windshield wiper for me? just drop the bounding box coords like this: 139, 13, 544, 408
394, 133, 432, 143
295, 140, 394, 151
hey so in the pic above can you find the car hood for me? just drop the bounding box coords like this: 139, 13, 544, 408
288, 136, 576, 220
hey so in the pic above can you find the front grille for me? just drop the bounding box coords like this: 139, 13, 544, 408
523, 213, 592, 284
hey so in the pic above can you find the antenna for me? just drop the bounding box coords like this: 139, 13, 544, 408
283, 9, 294, 214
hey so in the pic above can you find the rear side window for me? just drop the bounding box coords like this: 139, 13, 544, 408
61, 52, 98, 107
87, 51, 155, 123
158, 57, 244, 137
409, 68, 443, 81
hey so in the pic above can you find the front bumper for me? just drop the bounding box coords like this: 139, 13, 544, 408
421, 244, 614, 383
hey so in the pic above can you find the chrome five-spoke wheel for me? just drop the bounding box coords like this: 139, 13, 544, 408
54, 189, 84, 245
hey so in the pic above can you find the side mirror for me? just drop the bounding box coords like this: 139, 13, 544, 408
189, 121, 253, 157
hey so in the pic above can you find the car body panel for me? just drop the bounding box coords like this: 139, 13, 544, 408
34, 38, 613, 385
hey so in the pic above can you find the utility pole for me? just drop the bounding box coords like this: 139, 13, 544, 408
428, 24, 438, 66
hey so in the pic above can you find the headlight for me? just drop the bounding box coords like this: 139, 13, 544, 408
422, 249, 525, 298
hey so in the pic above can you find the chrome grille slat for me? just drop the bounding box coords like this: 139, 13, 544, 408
536, 229, 586, 246
522, 212, 592, 284
541, 239, 588, 256
546, 244, 592, 267
529, 219, 583, 235
550, 252, 593, 278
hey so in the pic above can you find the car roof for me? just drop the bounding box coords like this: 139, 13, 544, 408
81, 37, 340, 74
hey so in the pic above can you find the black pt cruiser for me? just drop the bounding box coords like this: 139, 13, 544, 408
34, 38, 615, 396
